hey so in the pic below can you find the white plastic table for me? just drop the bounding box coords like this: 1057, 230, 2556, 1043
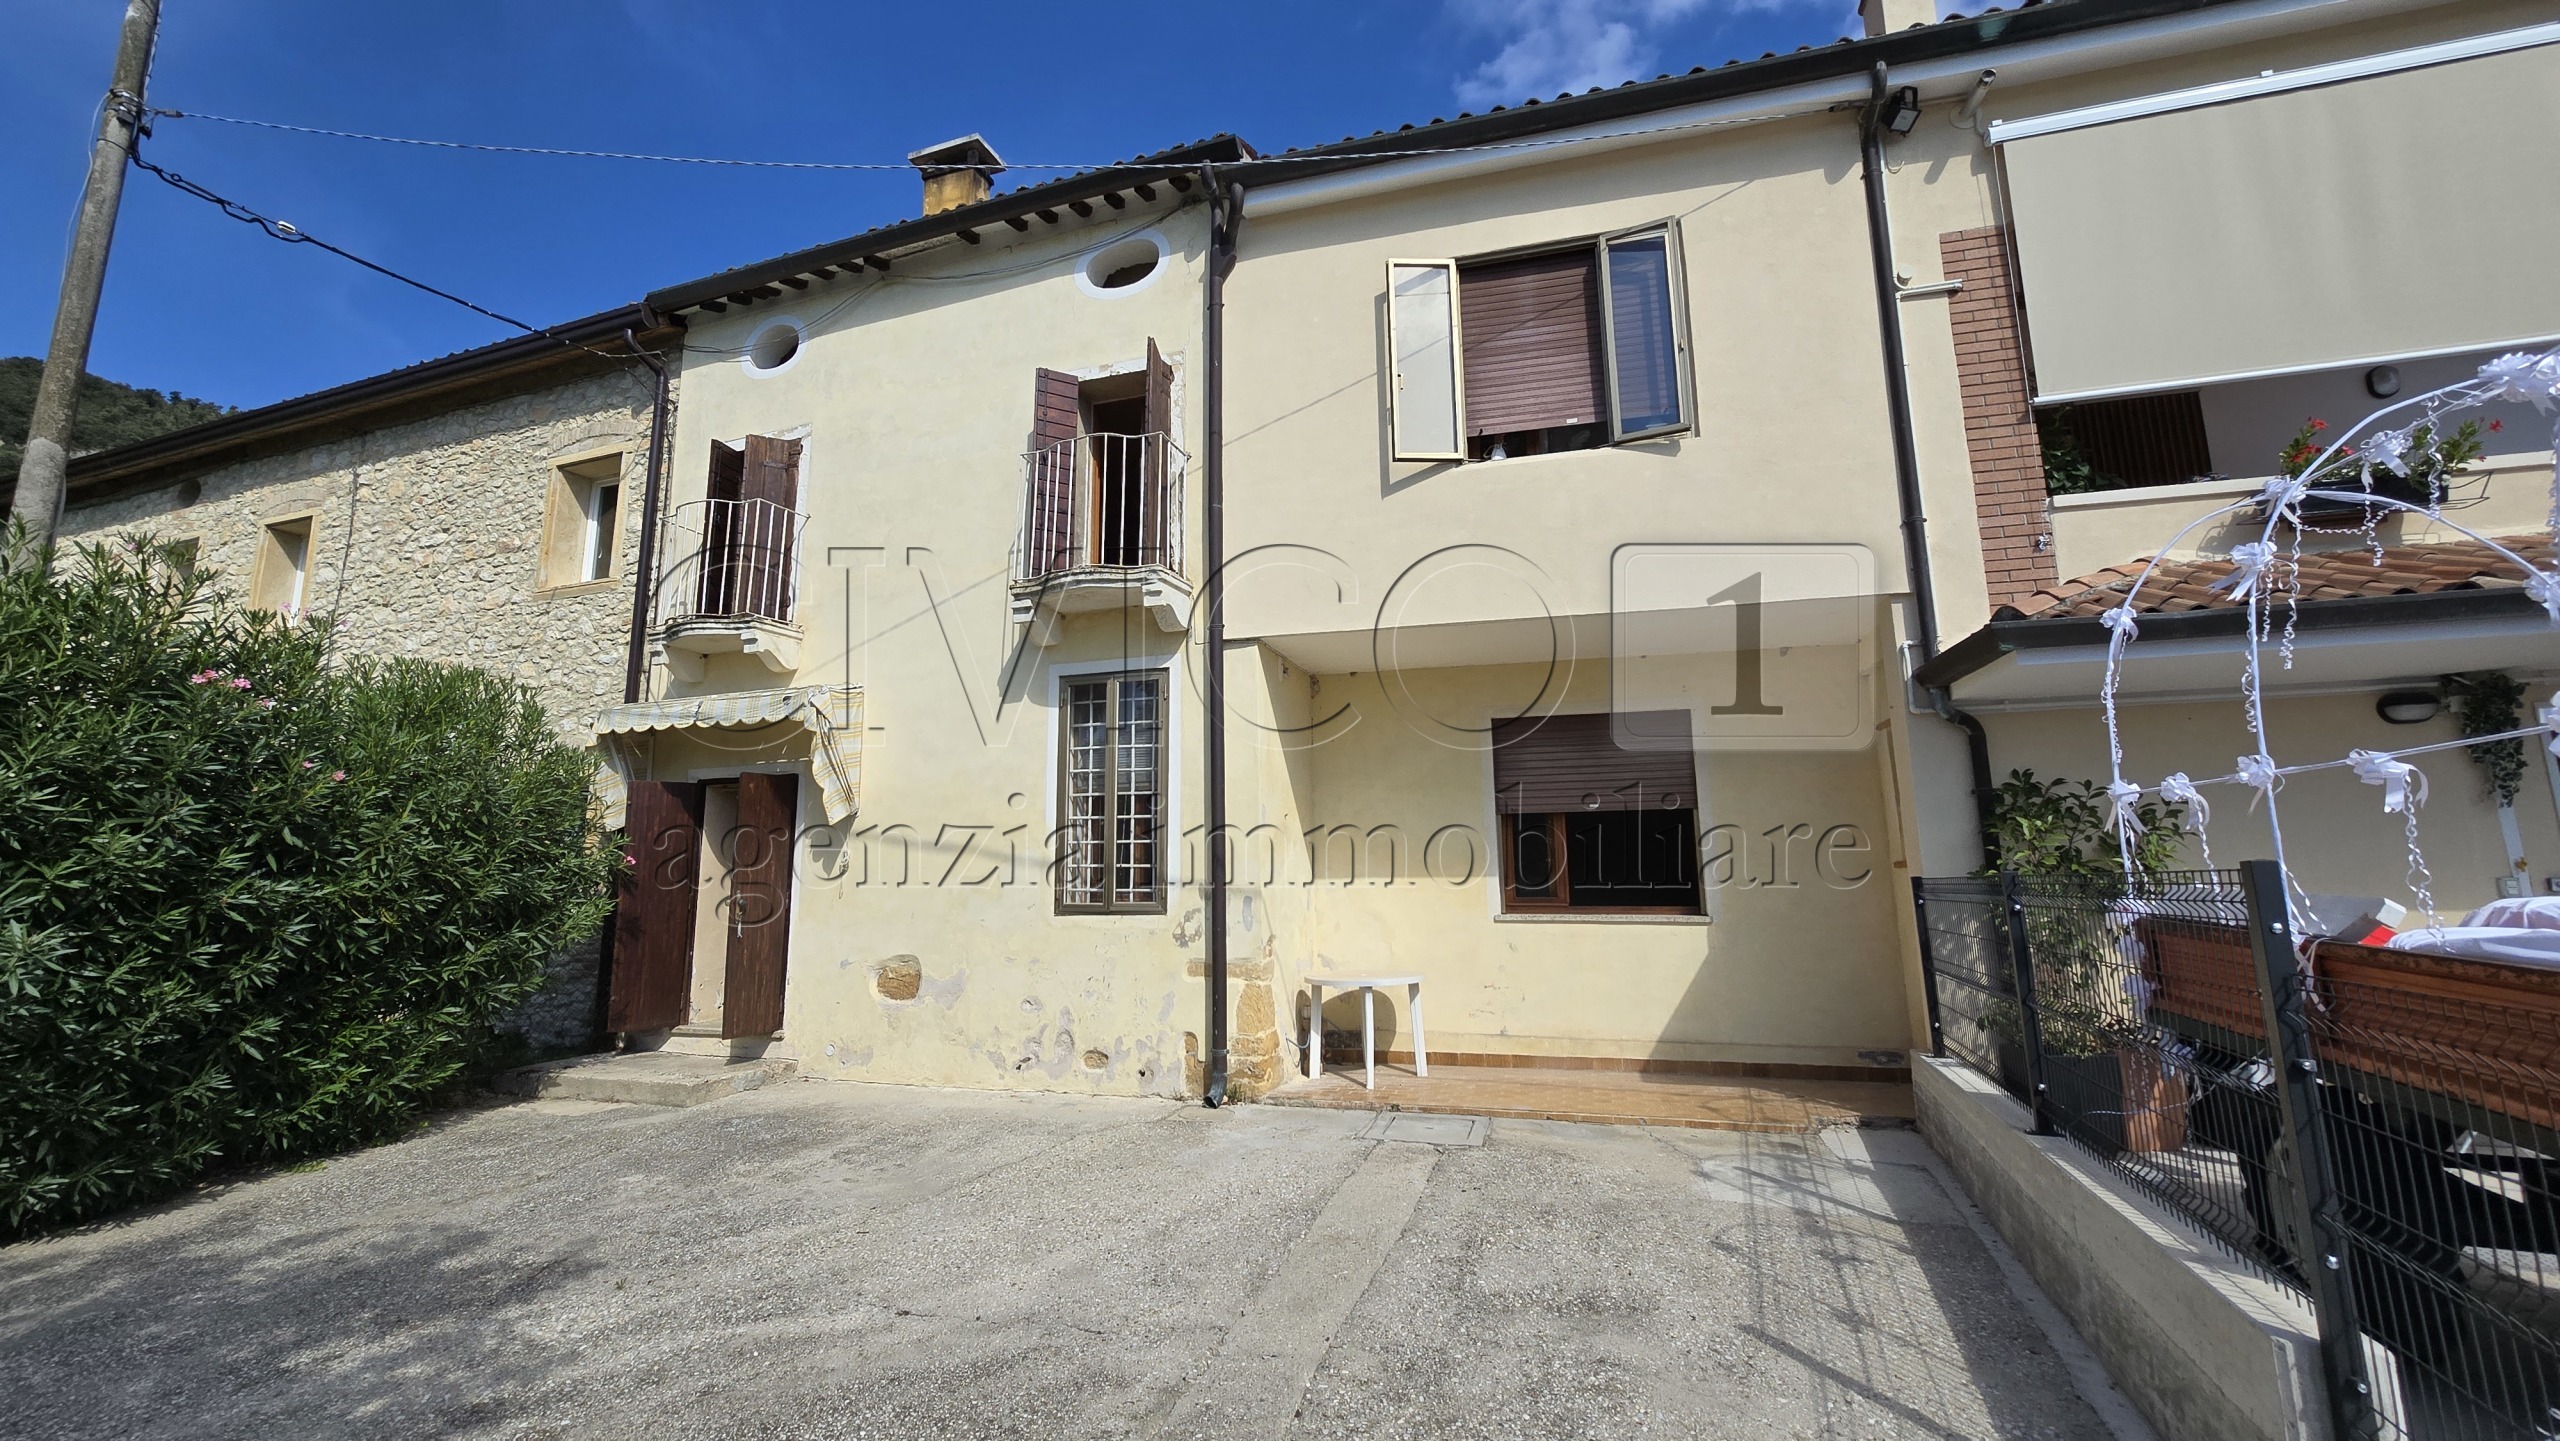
1306, 973, 1426, 1091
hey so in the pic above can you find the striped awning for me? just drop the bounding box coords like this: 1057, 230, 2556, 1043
592, 686, 862, 827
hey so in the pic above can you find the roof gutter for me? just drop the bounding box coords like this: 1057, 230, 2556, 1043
1915, 586, 2555, 691
1242, 0, 2414, 217
65, 303, 661, 501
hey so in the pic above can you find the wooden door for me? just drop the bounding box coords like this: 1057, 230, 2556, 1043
1029, 368, 1082, 572
721, 770, 798, 1037
608, 780, 704, 1033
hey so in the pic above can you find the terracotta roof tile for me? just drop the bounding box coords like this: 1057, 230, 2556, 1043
1999, 534, 2555, 620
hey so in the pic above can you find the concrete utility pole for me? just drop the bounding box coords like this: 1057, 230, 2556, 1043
10, 0, 162, 558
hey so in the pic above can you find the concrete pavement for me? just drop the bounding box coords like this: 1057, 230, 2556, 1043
0, 1079, 2145, 1439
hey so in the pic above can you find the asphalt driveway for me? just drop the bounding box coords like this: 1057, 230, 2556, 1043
0, 1079, 2146, 1439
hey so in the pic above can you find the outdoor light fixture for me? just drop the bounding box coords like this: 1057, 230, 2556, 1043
1885, 86, 1922, 135
2376, 690, 2440, 724
2366, 364, 2404, 399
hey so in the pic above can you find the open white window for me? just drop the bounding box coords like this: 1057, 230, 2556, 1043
1387, 260, 1465, 462
252, 515, 313, 614
543, 453, 625, 589
1386, 224, 1692, 463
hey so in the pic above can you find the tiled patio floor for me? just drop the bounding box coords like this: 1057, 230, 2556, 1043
1261, 1062, 1916, 1132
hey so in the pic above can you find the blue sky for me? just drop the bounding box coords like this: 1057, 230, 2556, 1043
3, 0, 1865, 411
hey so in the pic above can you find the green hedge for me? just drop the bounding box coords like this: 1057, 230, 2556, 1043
0, 534, 617, 1238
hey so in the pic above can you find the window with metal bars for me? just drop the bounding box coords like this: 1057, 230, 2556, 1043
1057, 671, 1165, 913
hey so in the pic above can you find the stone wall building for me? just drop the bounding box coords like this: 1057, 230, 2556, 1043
58, 306, 681, 1054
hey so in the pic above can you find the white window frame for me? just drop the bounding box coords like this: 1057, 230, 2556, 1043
1596, 221, 1695, 443
1386, 259, 1466, 463
580, 474, 622, 583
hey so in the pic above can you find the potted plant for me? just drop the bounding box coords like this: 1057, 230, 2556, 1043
1983, 770, 2192, 1154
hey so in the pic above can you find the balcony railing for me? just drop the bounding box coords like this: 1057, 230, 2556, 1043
1017, 431, 1185, 584
657, 497, 806, 629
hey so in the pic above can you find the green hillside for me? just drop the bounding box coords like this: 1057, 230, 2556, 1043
0, 357, 233, 477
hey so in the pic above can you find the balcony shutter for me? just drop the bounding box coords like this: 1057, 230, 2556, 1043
1388, 260, 1464, 461
1029, 368, 1082, 573
1460, 250, 1603, 437
1143, 339, 1173, 439
734, 435, 801, 622
699, 442, 746, 616
607, 780, 703, 1033
1997, 37, 2560, 399
1489, 711, 1695, 814
721, 770, 797, 1038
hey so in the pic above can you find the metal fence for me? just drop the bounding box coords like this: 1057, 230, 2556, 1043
1018, 431, 1185, 581
1915, 863, 2560, 1441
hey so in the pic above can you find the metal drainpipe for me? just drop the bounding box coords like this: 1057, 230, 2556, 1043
620, 323, 672, 705
1200, 169, 1241, 1108
1859, 63, 1999, 861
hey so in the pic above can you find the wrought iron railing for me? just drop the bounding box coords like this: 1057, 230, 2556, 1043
1016, 431, 1184, 582
656, 497, 806, 628
1916, 864, 2560, 1440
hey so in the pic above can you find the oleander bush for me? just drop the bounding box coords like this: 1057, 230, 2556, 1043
0, 531, 616, 1239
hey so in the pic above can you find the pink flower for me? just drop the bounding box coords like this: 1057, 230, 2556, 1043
302, 760, 317, 769
331, 770, 347, 781
189, 669, 220, 684
229, 677, 253, 690
259, 699, 276, 710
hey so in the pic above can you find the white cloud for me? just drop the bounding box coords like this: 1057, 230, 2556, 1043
1448, 0, 1852, 109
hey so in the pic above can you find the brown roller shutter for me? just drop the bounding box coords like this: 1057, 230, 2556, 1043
1459, 250, 1603, 437
1490, 711, 1695, 814
721, 770, 798, 1038
608, 781, 703, 1033
1028, 368, 1083, 573
2045, 391, 2213, 489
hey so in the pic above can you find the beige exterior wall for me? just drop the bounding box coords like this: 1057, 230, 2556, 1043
59, 369, 657, 736
1982, 692, 2560, 918
637, 203, 1247, 1097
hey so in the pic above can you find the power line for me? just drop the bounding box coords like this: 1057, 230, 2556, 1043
128, 148, 650, 365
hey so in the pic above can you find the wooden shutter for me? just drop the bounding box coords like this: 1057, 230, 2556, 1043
1141, 342, 1174, 561
735, 436, 800, 621
1459, 250, 1604, 437
1489, 711, 1695, 814
1387, 260, 1464, 461
700, 443, 746, 615
608, 780, 703, 1033
1028, 369, 1083, 573
721, 770, 798, 1038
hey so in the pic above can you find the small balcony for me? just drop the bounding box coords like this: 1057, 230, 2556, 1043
1011, 431, 1190, 638
652, 497, 806, 681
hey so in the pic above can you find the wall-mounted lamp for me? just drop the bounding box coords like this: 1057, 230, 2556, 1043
1884, 86, 1923, 135
2365, 365, 2403, 399
2376, 690, 2440, 724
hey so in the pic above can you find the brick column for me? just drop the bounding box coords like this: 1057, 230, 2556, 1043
1940, 226, 2054, 608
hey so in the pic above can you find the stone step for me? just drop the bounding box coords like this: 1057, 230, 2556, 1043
496, 1051, 797, 1107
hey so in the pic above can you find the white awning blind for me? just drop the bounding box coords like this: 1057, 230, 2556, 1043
1999, 36, 2560, 401
592, 686, 862, 827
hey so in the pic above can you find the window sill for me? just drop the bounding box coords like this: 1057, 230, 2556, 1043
1495, 910, 1710, 925
536, 576, 623, 599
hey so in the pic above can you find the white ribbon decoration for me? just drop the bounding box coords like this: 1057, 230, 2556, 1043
2236, 753, 2281, 810
2480, 350, 2560, 413
2106, 779, 2147, 842
2542, 696, 2560, 760
2349, 749, 2429, 815
2357, 427, 2413, 480
2099, 606, 2140, 642
2526, 571, 2560, 627
2158, 772, 2212, 866
2211, 541, 2280, 601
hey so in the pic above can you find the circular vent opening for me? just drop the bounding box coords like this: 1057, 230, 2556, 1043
747, 322, 801, 373
1081, 235, 1165, 295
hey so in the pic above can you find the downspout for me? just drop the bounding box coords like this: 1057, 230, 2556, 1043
1859, 62, 1998, 861
599, 322, 673, 1046
1199, 169, 1241, 1108
620, 323, 671, 705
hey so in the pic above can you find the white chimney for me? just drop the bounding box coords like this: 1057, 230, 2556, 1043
1859, 0, 1937, 38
